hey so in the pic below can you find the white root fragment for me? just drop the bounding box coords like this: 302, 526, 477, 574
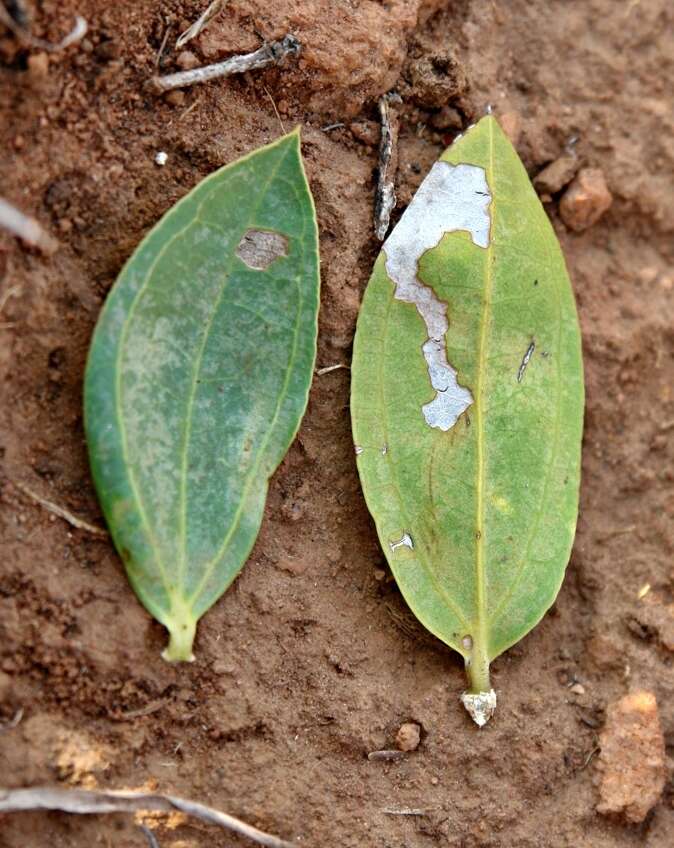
460, 689, 497, 727
152, 35, 301, 93
0, 198, 59, 255
0, 787, 293, 848
176, 0, 226, 49
315, 363, 349, 375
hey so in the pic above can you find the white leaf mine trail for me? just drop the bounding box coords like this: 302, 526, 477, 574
383, 161, 492, 431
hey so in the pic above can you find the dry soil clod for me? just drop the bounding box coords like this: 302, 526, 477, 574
559, 167, 612, 231
395, 722, 421, 752
151, 35, 301, 93
534, 156, 579, 195
595, 690, 666, 823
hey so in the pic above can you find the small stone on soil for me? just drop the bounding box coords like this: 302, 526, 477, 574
165, 91, 186, 107
396, 721, 421, 752
27, 53, 49, 79
595, 690, 666, 823
534, 156, 579, 195
560, 167, 612, 231
176, 50, 200, 71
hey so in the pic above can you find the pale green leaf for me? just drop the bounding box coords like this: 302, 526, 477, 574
84, 130, 319, 661
351, 116, 584, 724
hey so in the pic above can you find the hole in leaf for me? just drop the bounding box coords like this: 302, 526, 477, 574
236, 229, 288, 270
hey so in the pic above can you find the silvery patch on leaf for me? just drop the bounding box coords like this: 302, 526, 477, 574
382, 162, 492, 431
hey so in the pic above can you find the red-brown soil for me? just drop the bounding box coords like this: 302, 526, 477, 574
1, 2, 673, 847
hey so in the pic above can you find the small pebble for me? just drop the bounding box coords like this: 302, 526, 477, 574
534, 155, 579, 195
373, 568, 386, 581
154, 151, 168, 166
165, 90, 186, 107
27, 52, 49, 79
176, 50, 200, 71
569, 682, 586, 695
559, 167, 612, 231
395, 721, 421, 752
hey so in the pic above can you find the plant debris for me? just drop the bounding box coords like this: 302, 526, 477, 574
151, 35, 301, 93
373, 93, 401, 241
14, 481, 107, 537
0, 786, 294, 848
176, 1, 226, 49
0, 198, 59, 255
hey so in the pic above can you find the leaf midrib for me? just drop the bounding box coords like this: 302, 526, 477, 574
473, 118, 496, 660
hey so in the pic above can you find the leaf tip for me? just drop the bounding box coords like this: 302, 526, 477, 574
460, 689, 497, 727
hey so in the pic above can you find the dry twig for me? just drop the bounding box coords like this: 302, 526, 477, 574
14, 481, 107, 537
176, 0, 226, 49
0, 787, 293, 848
151, 35, 300, 93
367, 749, 405, 762
315, 363, 349, 376
374, 93, 401, 241
0, 198, 58, 255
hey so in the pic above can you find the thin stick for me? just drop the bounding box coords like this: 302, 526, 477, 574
316, 363, 349, 376
367, 749, 405, 762
0, 787, 294, 848
263, 85, 286, 134
14, 481, 107, 537
155, 25, 171, 71
151, 35, 300, 93
0, 6, 87, 52
139, 824, 161, 848
374, 93, 401, 241
0, 198, 58, 255
176, 0, 226, 49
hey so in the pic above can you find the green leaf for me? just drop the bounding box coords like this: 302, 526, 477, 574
84, 129, 319, 661
351, 116, 584, 724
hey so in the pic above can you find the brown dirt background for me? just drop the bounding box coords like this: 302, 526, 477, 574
1, 1, 673, 846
